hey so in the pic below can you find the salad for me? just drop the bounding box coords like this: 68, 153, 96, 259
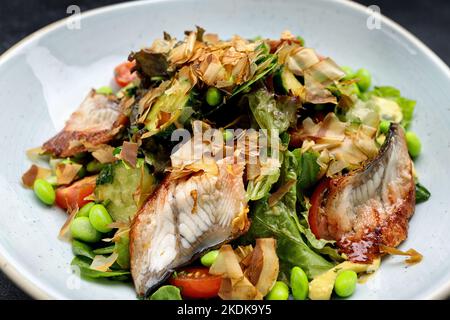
22, 28, 430, 300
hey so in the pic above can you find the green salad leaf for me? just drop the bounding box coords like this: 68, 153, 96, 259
71, 256, 130, 281
247, 199, 334, 279
130, 50, 169, 80
292, 149, 320, 191
248, 89, 297, 134
365, 86, 416, 128
149, 285, 182, 300
244, 150, 334, 279
72, 240, 95, 259
96, 163, 114, 185
415, 182, 431, 204
92, 245, 115, 255
246, 170, 280, 201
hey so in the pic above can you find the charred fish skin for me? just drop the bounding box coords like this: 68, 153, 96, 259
43, 90, 127, 157
310, 124, 415, 263
130, 160, 249, 296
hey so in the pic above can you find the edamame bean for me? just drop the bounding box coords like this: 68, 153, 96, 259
355, 68, 371, 92
341, 66, 354, 80
96, 86, 113, 95
200, 250, 219, 267
405, 131, 421, 158
70, 217, 102, 243
77, 202, 95, 218
87, 160, 105, 173
89, 204, 114, 233
379, 120, 391, 134
223, 130, 234, 142
334, 270, 357, 298
33, 179, 55, 205
290, 266, 309, 300
266, 281, 289, 300
206, 87, 222, 107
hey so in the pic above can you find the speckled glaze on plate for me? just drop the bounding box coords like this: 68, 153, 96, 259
0, 0, 449, 300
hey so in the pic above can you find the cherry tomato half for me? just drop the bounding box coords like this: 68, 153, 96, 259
55, 176, 96, 210
114, 61, 137, 87
169, 267, 222, 299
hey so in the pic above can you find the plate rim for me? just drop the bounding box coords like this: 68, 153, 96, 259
0, 0, 449, 300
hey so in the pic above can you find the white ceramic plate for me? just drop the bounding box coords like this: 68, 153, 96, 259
1, 0, 449, 300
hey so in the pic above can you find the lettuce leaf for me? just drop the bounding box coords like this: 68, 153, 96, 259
248, 89, 297, 134
246, 170, 280, 201
365, 86, 416, 128
149, 285, 182, 300
292, 149, 320, 190
71, 256, 130, 281
246, 198, 334, 279
244, 150, 334, 279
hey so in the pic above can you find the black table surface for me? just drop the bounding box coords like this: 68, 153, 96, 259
0, 0, 449, 300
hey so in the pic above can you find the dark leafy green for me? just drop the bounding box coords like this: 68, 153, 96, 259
96, 163, 114, 185
292, 149, 320, 191
415, 183, 431, 204
72, 240, 95, 259
71, 256, 130, 281
130, 50, 169, 81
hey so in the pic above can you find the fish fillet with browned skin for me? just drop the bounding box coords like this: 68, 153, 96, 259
130, 158, 249, 296
309, 124, 415, 263
43, 90, 128, 157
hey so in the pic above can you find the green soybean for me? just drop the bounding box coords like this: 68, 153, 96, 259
200, 250, 219, 267
266, 281, 289, 300
87, 160, 105, 173
206, 87, 222, 107
290, 266, 309, 300
77, 202, 95, 218
223, 130, 234, 142
33, 179, 55, 205
405, 131, 421, 158
355, 68, 371, 92
379, 120, 391, 134
70, 217, 102, 243
341, 66, 355, 80
89, 204, 114, 233
96, 86, 113, 95
334, 270, 357, 298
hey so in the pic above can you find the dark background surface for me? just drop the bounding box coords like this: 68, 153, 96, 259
0, 0, 449, 300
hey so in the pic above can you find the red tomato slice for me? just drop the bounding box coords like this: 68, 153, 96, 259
55, 176, 96, 210
308, 178, 330, 239
114, 61, 137, 87
169, 267, 222, 299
